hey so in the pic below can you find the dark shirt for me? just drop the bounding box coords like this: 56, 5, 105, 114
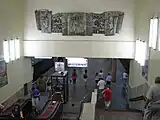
32, 88, 40, 98
12, 109, 21, 118
83, 73, 88, 79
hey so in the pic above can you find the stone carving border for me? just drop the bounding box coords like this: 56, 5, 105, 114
35, 9, 124, 36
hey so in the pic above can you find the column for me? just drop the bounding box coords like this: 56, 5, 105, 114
111, 59, 117, 83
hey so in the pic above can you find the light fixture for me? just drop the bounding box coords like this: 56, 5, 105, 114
149, 18, 158, 49
135, 39, 147, 66
3, 40, 10, 63
135, 40, 141, 62
9, 39, 15, 61
140, 41, 147, 66
15, 38, 20, 59
66, 57, 88, 67
34, 57, 52, 59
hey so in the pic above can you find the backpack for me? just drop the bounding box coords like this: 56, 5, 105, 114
83, 73, 88, 79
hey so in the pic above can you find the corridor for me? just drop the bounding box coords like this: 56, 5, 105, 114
62, 59, 131, 119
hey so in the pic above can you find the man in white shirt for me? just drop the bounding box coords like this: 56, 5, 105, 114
97, 78, 106, 99
98, 70, 104, 79
106, 73, 112, 88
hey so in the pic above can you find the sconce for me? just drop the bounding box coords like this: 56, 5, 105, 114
149, 17, 158, 49
3, 40, 10, 63
3, 38, 20, 63
34, 57, 52, 59
9, 39, 16, 61
15, 38, 20, 59
135, 39, 147, 66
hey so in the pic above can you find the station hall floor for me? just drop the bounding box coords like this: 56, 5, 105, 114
36, 60, 127, 119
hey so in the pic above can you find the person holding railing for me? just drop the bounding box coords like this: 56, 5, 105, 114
143, 77, 160, 120
11, 104, 24, 119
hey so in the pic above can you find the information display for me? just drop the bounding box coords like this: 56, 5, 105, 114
55, 62, 65, 71
66, 58, 88, 67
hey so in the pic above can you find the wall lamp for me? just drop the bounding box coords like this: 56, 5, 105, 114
149, 17, 159, 49
135, 39, 147, 66
3, 38, 20, 63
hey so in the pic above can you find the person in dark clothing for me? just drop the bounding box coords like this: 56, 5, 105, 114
83, 69, 88, 86
72, 69, 77, 85
12, 104, 23, 119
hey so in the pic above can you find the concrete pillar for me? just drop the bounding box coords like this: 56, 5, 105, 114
111, 59, 117, 83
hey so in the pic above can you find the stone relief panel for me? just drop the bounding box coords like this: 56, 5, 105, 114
92, 13, 105, 34
104, 11, 124, 36
86, 13, 93, 36
68, 13, 86, 36
62, 13, 68, 36
35, 10, 41, 30
35, 9, 52, 33
35, 10, 124, 36
52, 13, 63, 33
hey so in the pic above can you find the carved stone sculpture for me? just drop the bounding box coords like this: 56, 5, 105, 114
68, 13, 86, 36
92, 13, 105, 34
35, 10, 124, 36
35, 9, 52, 33
52, 13, 63, 33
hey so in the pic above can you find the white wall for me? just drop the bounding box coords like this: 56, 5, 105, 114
24, 40, 135, 58
24, 0, 135, 58
0, 0, 32, 103
129, 0, 160, 87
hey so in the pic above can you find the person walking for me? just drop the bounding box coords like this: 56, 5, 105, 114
102, 87, 112, 111
32, 87, 40, 108
98, 70, 104, 79
83, 69, 88, 86
72, 69, 77, 85
143, 77, 160, 120
97, 78, 106, 100
106, 73, 112, 88
95, 73, 99, 84
122, 71, 128, 83
122, 83, 129, 108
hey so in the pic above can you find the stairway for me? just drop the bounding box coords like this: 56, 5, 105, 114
95, 110, 142, 120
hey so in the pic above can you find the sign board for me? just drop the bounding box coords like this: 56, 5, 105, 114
55, 62, 65, 71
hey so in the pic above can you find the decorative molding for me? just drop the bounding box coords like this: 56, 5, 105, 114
35, 10, 124, 36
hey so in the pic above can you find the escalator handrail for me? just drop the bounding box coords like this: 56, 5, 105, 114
129, 95, 146, 102
37, 102, 62, 120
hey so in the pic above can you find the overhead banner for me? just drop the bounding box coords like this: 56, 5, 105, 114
66, 58, 88, 67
